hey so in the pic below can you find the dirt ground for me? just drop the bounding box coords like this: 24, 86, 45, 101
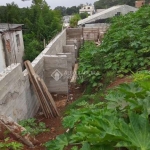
0, 77, 132, 150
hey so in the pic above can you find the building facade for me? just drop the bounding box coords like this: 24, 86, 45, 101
0, 24, 24, 72
79, 5, 95, 16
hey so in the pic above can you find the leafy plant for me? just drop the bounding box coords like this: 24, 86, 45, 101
0, 139, 23, 150
78, 6, 150, 88
45, 134, 68, 150
19, 118, 49, 136
116, 112, 150, 150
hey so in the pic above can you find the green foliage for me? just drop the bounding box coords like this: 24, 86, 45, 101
0, 0, 62, 61
0, 138, 23, 150
45, 134, 68, 150
19, 118, 49, 136
116, 112, 150, 150
106, 71, 150, 116
78, 42, 115, 88
79, 12, 89, 19
70, 14, 81, 28
45, 73, 150, 150
78, 6, 150, 88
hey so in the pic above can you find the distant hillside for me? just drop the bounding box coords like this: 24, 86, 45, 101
94, 0, 149, 9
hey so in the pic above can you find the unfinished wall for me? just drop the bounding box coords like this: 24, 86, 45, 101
44, 30, 66, 55
44, 55, 68, 93
66, 27, 108, 42
0, 64, 39, 122
0, 29, 68, 122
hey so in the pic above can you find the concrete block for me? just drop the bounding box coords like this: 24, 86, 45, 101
44, 55, 68, 94
63, 45, 76, 65
57, 53, 72, 73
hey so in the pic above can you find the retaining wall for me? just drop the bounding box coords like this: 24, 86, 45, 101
0, 30, 67, 121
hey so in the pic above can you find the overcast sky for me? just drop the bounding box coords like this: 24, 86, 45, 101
0, 0, 96, 9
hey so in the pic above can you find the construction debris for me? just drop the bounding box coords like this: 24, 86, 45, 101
70, 63, 78, 84
0, 115, 37, 147
24, 61, 59, 118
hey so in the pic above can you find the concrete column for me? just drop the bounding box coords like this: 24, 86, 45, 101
63, 45, 76, 65
57, 53, 72, 72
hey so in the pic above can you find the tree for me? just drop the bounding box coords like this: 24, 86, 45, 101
0, 0, 62, 61
54, 6, 66, 16
79, 12, 89, 19
70, 14, 81, 28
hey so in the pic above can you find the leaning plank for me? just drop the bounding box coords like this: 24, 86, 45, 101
0, 115, 38, 147
70, 63, 78, 83
38, 78, 59, 117
24, 61, 49, 118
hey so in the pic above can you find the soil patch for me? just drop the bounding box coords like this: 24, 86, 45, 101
107, 76, 132, 89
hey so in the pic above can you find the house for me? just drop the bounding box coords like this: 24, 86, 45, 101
135, 0, 145, 8
0, 23, 24, 72
78, 5, 138, 25
79, 5, 95, 16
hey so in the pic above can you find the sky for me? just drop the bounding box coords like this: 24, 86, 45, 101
0, 0, 97, 9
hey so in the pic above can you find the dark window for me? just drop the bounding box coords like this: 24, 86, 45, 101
16, 34, 20, 47
115, 12, 121, 16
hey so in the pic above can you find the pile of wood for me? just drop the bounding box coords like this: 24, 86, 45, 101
24, 61, 59, 118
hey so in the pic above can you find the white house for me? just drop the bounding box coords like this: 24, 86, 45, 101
79, 5, 95, 16
78, 5, 138, 25
0, 23, 24, 73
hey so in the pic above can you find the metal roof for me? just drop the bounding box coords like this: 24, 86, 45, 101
0, 23, 23, 32
78, 5, 138, 25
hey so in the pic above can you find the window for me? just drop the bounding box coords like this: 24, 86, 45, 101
115, 12, 121, 16
16, 34, 20, 47
88, 7, 90, 9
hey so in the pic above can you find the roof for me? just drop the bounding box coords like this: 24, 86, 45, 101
96, 9, 106, 13
78, 5, 138, 25
0, 23, 23, 32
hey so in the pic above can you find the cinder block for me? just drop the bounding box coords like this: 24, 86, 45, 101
63, 45, 76, 65
44, 55, 68, 94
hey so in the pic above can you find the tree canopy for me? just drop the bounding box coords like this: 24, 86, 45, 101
0, 0, 62, 61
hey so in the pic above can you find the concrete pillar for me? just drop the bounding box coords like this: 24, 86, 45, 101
57, 53, 72, 76
44, 55, 68, 94
63, 45, 76, 65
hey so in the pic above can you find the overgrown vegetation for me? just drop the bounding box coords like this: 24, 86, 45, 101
45, 6, 150, 150
69, 14, 81, 28
19, 118, 49, 136
78, 6, 150, 88
0, 138, 23, 150
45, 71, 150, 150
0, 0, 62, 61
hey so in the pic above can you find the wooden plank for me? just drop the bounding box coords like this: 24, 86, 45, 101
25, 61, 51, 118
38, 78, 59, 117
25, 60, 59, 118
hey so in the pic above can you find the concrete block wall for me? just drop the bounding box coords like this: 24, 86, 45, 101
83, 28, 99, 41
66, 27, 109, 42
0, 64, 39, 122
0, 29, 70, 121
44, 55, 68, 93
63, 45, 76, 65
